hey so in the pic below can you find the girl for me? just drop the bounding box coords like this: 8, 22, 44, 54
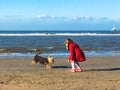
65, 38, 86, 72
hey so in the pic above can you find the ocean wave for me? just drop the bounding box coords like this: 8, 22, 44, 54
0, 47, 62, 53
0, 52, 69, 58
0, 51, 120, 58
0, 33, 120, 36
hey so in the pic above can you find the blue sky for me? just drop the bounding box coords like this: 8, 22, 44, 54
0, 0, 120, 30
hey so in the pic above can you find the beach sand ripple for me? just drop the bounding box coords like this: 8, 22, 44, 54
0, 57, 120, 90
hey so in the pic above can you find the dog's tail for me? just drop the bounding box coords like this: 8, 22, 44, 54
36, 51, 42, 55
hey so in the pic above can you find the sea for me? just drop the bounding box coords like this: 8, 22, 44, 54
0, 30, 120, 58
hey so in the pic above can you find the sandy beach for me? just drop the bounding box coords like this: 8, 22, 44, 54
0, 56, 120, 90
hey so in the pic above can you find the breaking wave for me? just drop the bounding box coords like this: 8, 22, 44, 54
0, 33, 120, 36
0, 51, 120, 58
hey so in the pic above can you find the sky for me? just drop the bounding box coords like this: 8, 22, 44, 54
0, 0, 120, 31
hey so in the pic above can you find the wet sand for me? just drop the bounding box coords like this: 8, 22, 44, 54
0, 56, 120, 90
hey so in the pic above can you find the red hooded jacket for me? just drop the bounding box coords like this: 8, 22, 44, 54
68, 41, 86, 62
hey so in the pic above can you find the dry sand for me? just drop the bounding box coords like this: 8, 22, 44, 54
0, 56, 120, 90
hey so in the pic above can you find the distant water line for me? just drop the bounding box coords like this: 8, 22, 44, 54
0, 30, 120, 58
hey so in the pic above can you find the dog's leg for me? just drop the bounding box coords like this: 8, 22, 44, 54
31, 60, 36, 65
45, 64, 52, 69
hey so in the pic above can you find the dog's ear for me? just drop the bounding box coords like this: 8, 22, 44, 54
47, 55, 51, 58
47, 55, 54, 64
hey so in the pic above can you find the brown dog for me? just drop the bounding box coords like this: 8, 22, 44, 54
31, 52, 54, 69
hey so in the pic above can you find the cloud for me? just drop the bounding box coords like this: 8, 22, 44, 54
36, 14, 56, 19
35, 14, 115, 23
1, 14, 120, 30
37, 14, 46, 18
1, 13, 114, 23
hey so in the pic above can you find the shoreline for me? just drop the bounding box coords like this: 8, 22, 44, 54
0, 56, 120, 90
0, 52, 120, 59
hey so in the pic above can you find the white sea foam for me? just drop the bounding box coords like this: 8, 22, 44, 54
0, 33, 120, 36
0, 51, 120, 58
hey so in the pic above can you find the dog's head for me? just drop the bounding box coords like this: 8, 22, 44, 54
47, 55, 54, 64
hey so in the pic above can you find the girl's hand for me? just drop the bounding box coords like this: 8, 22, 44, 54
68, 60, 70, 62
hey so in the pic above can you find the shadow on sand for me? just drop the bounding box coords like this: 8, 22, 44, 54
85, 67, 120, 72
53, 66, 70, 69
53, 66, 120, 72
